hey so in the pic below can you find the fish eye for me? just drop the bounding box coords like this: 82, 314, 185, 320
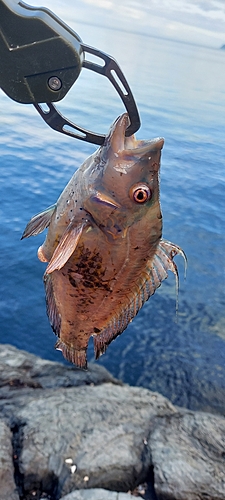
130, 184, 152, 204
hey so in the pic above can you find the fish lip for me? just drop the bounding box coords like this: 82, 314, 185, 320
109, 113, 130, 153
123, 137, 165, 157
109, 113, 164, 156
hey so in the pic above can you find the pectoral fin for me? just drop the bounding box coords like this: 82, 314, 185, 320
21, 204, 56, 239
46, 220, 89, 274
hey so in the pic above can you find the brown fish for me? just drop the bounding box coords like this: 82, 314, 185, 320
22, 113, 185, 369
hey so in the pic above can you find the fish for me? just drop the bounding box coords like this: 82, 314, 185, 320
22, 113, 186, 369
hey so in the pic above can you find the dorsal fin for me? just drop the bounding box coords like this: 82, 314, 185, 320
21, 204, 56, 239
93, 239, 187, 359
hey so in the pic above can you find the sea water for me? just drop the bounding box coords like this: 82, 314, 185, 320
0, 20, 224, 413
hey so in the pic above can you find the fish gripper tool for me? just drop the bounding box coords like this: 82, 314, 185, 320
0, 0, 141, 144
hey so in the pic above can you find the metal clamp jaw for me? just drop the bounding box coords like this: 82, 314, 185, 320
0, 0, 140, 144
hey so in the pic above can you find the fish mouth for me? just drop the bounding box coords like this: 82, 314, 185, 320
110, 113, 164, 157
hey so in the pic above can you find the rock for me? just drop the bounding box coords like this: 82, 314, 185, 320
0, 420, 19, 500
150, 410, 225, 500
0, 344, 120, 398
60, 488, 143, 500
13, 384, 175, 497
0, 344, 225, 500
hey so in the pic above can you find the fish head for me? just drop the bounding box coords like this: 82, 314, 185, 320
83, 113, 164, 241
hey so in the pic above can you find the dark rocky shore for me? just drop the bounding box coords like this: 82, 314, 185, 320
0, 344, 225, 500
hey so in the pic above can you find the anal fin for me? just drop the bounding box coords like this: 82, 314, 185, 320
44, 273, 61, 336
44, 274, 87, 369
21, 204, 56, 239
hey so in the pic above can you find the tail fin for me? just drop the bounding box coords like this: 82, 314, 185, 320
55, 340, 87, 370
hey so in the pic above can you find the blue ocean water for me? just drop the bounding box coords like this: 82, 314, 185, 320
0, 22, 224, 411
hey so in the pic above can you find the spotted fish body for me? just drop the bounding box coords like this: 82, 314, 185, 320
22, 113, 185, 369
